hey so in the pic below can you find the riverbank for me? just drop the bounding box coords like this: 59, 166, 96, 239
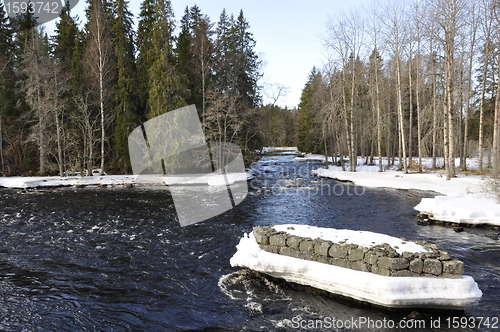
307, 155, 500, 227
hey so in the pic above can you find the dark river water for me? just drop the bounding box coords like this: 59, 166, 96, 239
0, 154, 499, 331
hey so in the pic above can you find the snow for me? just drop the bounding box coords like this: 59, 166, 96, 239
0, 171, 252, 189
313, 166, 482, 196
415, 194, 500, 225
307, 156, 500, 226
163, 172, 250, 186
274, 224, 429, 254
262, 147, 299, 154
0, 175, 139, 189
230, 231, 482, 310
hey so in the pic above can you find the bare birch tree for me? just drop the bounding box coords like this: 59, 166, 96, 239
382, 0, 409, 173
84, 0, 115, 174
366, 1, 385, 172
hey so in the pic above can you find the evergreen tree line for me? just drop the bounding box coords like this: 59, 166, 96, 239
298, 0, 500, 179
0, 0, 263, 176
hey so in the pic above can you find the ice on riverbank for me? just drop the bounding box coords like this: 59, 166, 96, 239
230, 230, 482, 310
308, 156, 500, 226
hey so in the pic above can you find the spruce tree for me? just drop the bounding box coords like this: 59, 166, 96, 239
297, 67, 321, 153
233, 10, 261, 109
54, 1, 82, 96
176, 5, 214, 115
111, 0, 138, 172
136, 0, 155, 118
175, 6, 193, 105
137, 0, 186, 120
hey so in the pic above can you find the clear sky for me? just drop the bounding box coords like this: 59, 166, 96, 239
46, 0, 373, 109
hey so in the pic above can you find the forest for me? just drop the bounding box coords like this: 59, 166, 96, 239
0, 0, 296, 176
298, 0, 500, 180
3, 0, 499, 180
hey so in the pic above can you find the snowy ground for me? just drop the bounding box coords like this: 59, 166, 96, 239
305, 155, 500, 226
0, 174, 139, 189
230, 229, 482, 310
0, 171, 252, 189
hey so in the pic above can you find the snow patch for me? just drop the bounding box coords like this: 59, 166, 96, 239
415, 194, 500, 225
273, 224, 429, 254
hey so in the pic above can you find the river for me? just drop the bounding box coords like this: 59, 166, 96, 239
0, 153, 498, 331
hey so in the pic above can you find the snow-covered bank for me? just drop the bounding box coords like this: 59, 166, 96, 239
230, 230, 482, 310
307, 156, 500, 226
0, 175, 139, 189
313, 166, 483, 196
0, 171, 253, 189
415, 194, 500, 226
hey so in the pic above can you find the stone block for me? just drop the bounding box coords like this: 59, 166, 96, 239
423, 259, 442, 276
314, 241, 331, 257
402, 252, 416, 260
348, 247, 365, 262
298, 252, 314, 261
363, 253, 379, 266
269, 233, 287, 247
279, 246, 299, 258
329, 243, 349, 259
317, 255, 332, 265
349, 261, 370, 272
260, 245, 279, 254
299, 240, 315, 252
286, 236, 301, 249
330, 258, 349, 268
409, 258, 424, 274
253, 227, 270, 245
371, 266, 391, 276
377, 257, 409, 270
442, 260, 464, 275
439, 251, 451, 261
391, 270, 419, 277
382, 243, 399, 257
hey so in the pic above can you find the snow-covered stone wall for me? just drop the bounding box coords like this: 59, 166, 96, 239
253, 226, 464, 278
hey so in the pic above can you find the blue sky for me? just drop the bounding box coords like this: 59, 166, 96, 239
46, 0, 372, 108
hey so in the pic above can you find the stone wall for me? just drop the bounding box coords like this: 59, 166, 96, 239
253, 226, 464, 278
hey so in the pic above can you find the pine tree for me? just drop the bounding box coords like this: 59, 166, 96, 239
111, 0, 138, 172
